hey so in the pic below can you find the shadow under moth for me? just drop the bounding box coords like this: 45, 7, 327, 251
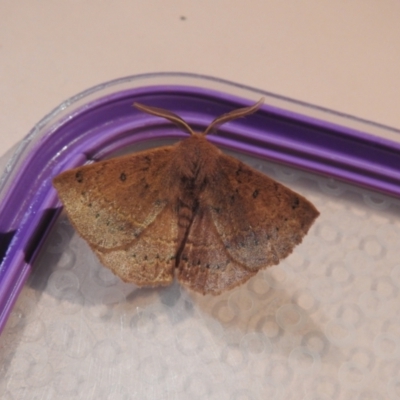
53, 99, 319, 295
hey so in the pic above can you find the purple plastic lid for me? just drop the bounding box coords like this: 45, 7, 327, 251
1, 72, 400, 332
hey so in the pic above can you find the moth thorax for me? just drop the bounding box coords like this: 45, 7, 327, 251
177, 135, 218, 184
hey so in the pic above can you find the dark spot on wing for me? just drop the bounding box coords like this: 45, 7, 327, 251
75, 171, 83, 183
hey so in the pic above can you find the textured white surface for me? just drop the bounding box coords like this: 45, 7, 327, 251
1, 152, 400, 399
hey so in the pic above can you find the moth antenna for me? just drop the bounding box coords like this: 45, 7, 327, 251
203, 98, 264, 137
133, 102, 195, 136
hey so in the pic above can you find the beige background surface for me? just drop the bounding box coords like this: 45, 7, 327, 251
1, 1, 400, 154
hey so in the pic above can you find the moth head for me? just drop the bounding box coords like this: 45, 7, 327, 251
133, 98, 264, 137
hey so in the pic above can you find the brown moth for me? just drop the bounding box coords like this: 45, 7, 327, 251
53, 100, 319, 295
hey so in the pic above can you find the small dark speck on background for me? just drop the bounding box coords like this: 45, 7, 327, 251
180, 16, 186, 21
